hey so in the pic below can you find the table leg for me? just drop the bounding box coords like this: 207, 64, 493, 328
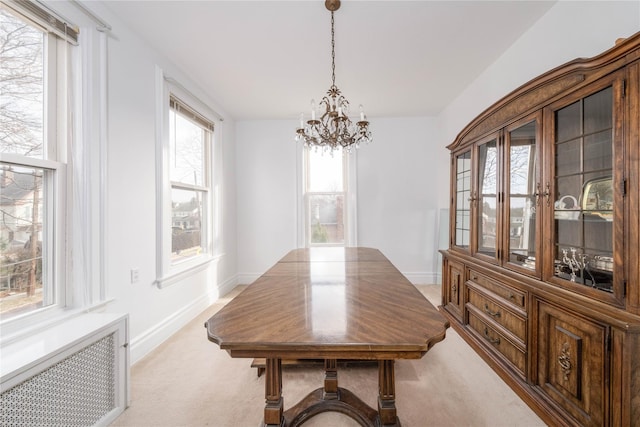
378, 360, 400, 426
323, 359, 339, 400
263, 358, 284, 427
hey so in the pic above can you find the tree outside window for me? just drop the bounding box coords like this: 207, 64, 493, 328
0, 9, 50, 319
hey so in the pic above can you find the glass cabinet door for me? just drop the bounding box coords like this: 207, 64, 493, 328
549, 78, 622, 298
476, 136, 499, 260
505, 118, 540, 275
453, 150, 472, 250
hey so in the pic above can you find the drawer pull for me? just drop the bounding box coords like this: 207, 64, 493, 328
483, 328, 500, 345
484, 304, 501, 318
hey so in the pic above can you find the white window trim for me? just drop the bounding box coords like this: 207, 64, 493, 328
154, 67, 220, 289
297, 145, 358, 248
0, 4, 108, 345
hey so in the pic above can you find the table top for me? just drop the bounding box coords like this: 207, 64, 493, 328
206, 247, 449, 360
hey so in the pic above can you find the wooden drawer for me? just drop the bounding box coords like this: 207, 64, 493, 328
468, 269, 526, 309
468, 311, 526, 377
467, 285, 526, 342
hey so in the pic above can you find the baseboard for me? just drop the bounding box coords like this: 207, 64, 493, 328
129, 275, 238, 365
236, 273, 261, 285
403, 271, 441, 285
216, 274, 239, 298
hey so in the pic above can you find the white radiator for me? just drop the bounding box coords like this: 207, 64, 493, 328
0, 313, 129, 426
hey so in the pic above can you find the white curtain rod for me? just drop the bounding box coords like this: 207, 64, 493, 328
68, 0, 111, 32
165, 77, 225, 122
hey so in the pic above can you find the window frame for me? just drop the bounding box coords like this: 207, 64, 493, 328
155, 69, 217, 288
0, 6, 69, 327
300, 146, 357, 248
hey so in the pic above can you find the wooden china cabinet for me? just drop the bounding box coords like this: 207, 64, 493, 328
441, 32, 640, 427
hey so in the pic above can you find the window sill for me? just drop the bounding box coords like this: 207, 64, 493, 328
0, 298, 116, 348
155, 254, 220, 289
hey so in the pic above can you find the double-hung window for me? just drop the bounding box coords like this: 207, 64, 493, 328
156, 75, 216, 287
0, 4, 75, 322
304, 148, 348, 246
169, 96, 212, 263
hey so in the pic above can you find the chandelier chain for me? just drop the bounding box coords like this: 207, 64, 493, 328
331, 11, 336, 87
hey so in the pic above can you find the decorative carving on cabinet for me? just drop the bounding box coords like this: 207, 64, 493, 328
558, 342, 572, 381
458, 74, 586, 146
552, 325, 583, 399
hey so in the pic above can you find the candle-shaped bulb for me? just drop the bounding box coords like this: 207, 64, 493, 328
299, 112, 304, 129
359, 104, 365, 121
311, 99, 316, 120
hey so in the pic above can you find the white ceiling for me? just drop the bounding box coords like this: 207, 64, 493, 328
102, 0, 556, 121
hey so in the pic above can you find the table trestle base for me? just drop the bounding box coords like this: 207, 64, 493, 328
261, 358, 401, 427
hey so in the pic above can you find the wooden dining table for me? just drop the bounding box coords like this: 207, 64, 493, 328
205, 247, 449, 427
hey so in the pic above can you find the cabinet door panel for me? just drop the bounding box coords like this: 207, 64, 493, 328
453, 150, 472, 250
536, 300, 608, 427
505, 116, 541, 276
545, 73, 625, 303
443, 259, 464, 321
477, 138, 499, 259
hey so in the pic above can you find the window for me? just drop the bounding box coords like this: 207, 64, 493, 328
304, 148, 348, 246
0, 5, 73, 321
169, 96, 212, 263
156, 74, 217, 287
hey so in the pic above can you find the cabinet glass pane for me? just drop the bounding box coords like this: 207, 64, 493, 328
553, 86, 613, 292
507, 121, 537, 270
478, 139, 498, 256
454, 151, 471, 248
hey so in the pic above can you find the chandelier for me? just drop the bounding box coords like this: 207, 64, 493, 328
295, 0, 372, 152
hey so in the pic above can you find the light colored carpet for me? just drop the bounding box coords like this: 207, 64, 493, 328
111, 285, 546, 427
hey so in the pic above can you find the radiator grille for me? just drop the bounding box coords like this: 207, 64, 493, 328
1, 333, 116, 426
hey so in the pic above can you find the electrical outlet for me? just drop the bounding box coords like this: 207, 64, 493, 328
130, 268, 139, 284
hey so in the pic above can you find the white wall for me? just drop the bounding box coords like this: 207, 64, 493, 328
58, 1, 239, 363
236, 121, 298, 281
357, 117, 445, 282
